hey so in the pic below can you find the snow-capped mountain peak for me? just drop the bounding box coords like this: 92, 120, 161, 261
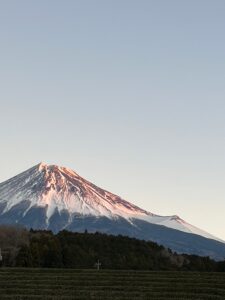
0, 163, 223, 244
0, 163, 149, 221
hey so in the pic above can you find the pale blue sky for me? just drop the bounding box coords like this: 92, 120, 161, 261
0, 0, 225, 239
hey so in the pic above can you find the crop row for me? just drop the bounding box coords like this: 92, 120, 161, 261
0, 269, 224, 300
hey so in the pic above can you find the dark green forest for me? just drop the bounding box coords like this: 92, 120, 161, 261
0, 225, 224, 271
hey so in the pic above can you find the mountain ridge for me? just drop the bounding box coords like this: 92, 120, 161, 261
0, 162, 225, 260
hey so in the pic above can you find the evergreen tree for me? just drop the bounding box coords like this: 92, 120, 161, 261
16, 245, 33, 267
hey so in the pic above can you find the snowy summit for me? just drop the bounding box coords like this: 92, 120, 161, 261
0, 162, 221, 243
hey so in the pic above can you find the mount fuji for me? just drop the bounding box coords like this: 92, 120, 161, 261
0, 162, 224, 260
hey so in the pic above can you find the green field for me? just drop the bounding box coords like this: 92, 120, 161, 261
0, 269, 224, 300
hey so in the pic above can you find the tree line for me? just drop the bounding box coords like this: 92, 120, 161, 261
0, 225, 224, 271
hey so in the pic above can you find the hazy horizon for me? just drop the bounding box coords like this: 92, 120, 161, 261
0, 0, 225, 240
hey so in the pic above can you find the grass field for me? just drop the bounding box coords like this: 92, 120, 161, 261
0, 269, 224, 299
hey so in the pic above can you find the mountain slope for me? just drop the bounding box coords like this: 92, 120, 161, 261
0, 163, 224, 259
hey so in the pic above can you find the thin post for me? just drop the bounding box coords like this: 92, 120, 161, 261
95, 259, 101, 271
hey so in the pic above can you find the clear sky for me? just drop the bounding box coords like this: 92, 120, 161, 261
0, 0, 225, 239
